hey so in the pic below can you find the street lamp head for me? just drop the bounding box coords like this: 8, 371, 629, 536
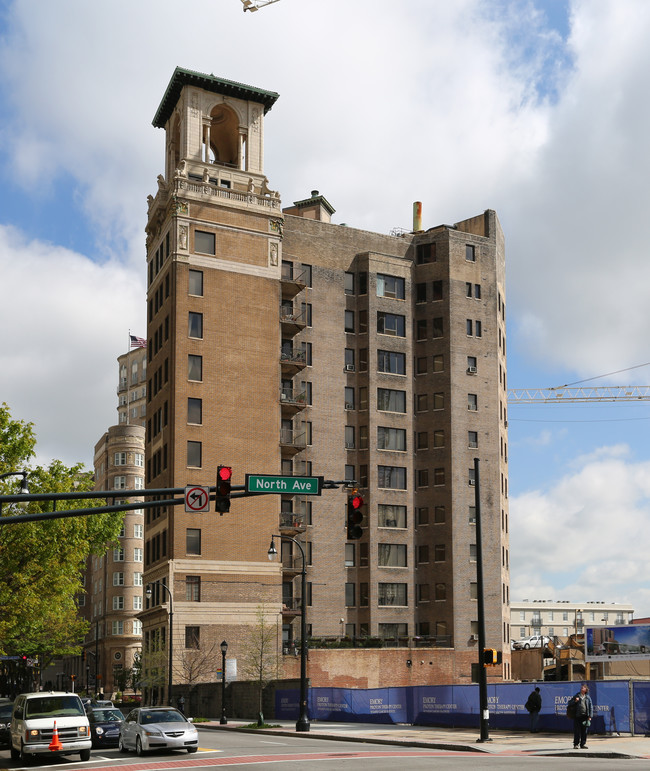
145, 585, 152, 600
267, 538, 277, 560
0, 470, 29, 494
220, 640, 228, 655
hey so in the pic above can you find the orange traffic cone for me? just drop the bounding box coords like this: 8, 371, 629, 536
49, 720, 63, 752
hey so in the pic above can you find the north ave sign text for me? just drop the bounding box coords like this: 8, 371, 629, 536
245, 474, 323, 496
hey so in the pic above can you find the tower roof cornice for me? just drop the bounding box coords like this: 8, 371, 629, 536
153, 67, 280, 128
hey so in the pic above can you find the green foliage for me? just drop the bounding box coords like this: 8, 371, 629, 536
238, 604, 280, 718
0, 403, 124, 661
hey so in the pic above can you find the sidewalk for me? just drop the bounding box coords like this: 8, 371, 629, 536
199, 719, 650, 759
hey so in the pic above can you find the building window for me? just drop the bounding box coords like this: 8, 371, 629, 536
113, 476, 126, 490
417, 584, 430, 603
468, 431, 478, 448
416, 319, 427, 340
466, 244, 476, 262
378, 583, 407, 606
188, 269, 203, 296
134, 452, 144, 467
186, 528, 201, 555
113, 572, 124, 586
434, 505, 445, 523
469, 506, 476, 523
113, 548, 125, 562
416, 283, 427, 303
195, 230, 215, 255
345, 425, 355, 449
344, 272, 355, 295
416, 243, 435, 264
434, 544, 446, 562
134, 524, 143, 539
360, 582, 369, 606
185, 626, 200, 649
187, 441, 202, 468
435, 583, 447, 601
416, 394, 428, 412
378, 465, 406, 489
466, 319, 473, 336
432, 392, 444, 409
417, 469, 429, 488
433, 430, 444, 447
417, 507, 429, 525
133, 595, 143, 611
470, 582, 478, 600
345, 583, 356, 606
377, 426, 406, 451
377, 350, 406, 375
345, 310, 355, 332
134, 572, 143, 586
188, 311, 203, 339
188, 355, 202, 381
188, 397, 202, 425
378, 544, 407, 567
377, 312, 405, 337
114, 452, 126, 466
112, 621, 124, 635
376, 274, 405, 299
417, 431, 428, 450
433, 468, 445, 486
186, 575, 201, 602
468, 393, 478, 411
432, 354, 444, 372
345, 543, 355, 567
134, 548, 143, 562
467, 356, 477, 372
417, 545, 429, 563
432, 318, 443, 338
470, 543, 477, 561
344, 387, 355, 409
416, 356, 427, 375
134, 477, 144, 490
133, 619, 142, 635
113, 596, 124, 610
378, 504, 406, 528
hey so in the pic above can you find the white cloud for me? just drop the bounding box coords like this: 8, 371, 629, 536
510, 447, 650, 614
0, 225, 145, 467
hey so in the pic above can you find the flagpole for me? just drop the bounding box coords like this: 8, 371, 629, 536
126, 330, 131, 426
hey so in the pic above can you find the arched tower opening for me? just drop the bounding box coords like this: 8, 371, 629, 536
206, 104, 242, 168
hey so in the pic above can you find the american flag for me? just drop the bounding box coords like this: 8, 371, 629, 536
130, 335, 147, 349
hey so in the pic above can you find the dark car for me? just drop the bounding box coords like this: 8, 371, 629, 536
0, 701, 13, 747
87, 708, 124, 748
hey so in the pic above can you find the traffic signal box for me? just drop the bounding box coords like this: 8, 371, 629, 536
216, 466, 232, 514
483, 648, 502, 666
347, 493, 364, 540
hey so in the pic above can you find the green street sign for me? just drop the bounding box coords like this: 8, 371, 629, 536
246, 474, 323, 496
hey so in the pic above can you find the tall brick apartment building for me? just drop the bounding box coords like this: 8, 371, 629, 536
141, 67, 511, 693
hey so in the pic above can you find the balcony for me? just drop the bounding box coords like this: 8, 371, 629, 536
280, 428, 306, 455
280, 306, 306, 335
280, 597, 302, 617
280, 511, 306, 534
280, 348, 307, 375
281, 264, 307, 298
280, 554, 304, 576
280, 386, 307, 415
117, 379, 128, 394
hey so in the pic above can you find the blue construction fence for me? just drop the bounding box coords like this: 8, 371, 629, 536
276, 681, 650, 734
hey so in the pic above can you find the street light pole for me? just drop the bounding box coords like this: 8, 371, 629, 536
147, 582, 174, 706
268, 534, 310, 732
220, 640, 228, 724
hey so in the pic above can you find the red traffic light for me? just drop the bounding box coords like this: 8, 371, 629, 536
218, 466, 232, 482
350, 493, 363, 510
347, 493, 364, 540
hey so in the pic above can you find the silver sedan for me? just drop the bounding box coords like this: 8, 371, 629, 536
118, 707, 198, 755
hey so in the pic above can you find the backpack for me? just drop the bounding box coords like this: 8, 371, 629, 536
566, 698, 577, 719
525, 697, 533, 712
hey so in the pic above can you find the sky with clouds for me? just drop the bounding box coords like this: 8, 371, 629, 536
1, 0, 650, 616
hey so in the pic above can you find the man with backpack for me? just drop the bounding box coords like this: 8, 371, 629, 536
525, 686, 542, 732
567, 683, 593, 749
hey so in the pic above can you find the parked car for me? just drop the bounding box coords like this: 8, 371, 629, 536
0, 700, 13, 748
10, 691, 92, 763
119, 707, 198, 756
513, 635, 551, 650
84, 699, 115, 713
87, 707, 124, 748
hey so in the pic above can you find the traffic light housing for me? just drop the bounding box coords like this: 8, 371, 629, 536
483, 648, 498, 665
347, 493, 364, 540
216, 466, 232, 514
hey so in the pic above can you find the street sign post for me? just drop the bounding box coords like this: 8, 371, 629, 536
246, 474, 323, 496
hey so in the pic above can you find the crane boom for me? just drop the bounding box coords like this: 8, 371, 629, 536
508, 386, 650, 404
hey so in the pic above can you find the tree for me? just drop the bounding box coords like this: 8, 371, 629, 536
238, 604, 280, 724
0, 403, 123, 663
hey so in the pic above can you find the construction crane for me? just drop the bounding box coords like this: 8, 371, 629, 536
508, 386, 650, 404
241, 0, 281, 10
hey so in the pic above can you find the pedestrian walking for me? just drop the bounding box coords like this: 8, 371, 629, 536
525, 686, 542, 732
567, 683, 593, 749
177, 694, 185, 714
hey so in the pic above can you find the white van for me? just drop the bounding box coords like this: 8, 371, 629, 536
10, 691, 92, 763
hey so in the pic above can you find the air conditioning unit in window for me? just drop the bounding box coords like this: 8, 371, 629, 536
345, 442, 355, 449
345, 403, 354, 410
469, 479, 476, 486
470, 634, 479, 641
345, 364, 355, 372
469, 441, 478, 448
467, 366, 477, 374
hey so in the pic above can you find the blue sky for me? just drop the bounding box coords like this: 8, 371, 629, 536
1, 0, 650, 616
